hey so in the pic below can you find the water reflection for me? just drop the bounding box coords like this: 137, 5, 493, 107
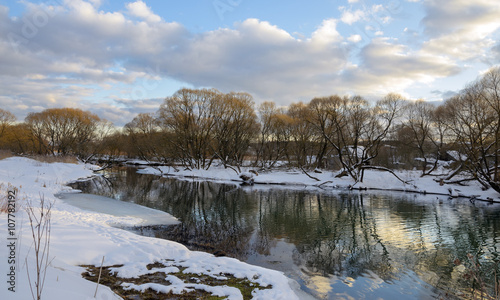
70, 167, 500, 299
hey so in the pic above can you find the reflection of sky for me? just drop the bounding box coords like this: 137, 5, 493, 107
373, 210, 438, 251
246, 235, 299, 273
327, 270, 437, 300
367, 196, 486, 253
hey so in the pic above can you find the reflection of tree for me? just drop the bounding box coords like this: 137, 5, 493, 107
152, 181, 257, 259
253, 191, 395, 279
74, 169, 258, 259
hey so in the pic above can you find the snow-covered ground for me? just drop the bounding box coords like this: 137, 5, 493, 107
137, 163, 500, 203
0, 157, 302, 300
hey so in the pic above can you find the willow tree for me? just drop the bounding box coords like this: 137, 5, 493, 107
124, 113, 174, 163
157, 88, 260, 171
25, 108, 109, 160
0, 109, 16, 149
211, 92, 259, 171
157, 88, 221, 169
287, 102, 316, 168
255, 102, 292, 169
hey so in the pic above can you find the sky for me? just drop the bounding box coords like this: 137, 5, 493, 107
1, 0, 500, 126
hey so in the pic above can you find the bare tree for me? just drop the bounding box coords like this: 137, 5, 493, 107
400, 99, 446, 176
479, 67, 500, 184
442, 72, 500, 193
307, 95, 350, 174
307, 94, 404, 182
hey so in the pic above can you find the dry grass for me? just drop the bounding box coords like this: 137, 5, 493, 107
0, 184, 6, 213
30, 155, 79, 164
0, 150, 13, 161
0, 184, 18, 214
0, 151, 78, 164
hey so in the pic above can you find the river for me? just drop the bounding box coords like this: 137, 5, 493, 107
69, 167, 500, 299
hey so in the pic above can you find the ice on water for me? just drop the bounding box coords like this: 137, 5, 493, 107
57, 192, 179, 227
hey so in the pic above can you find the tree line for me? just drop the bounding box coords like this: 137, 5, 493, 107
1, 67, 499, 193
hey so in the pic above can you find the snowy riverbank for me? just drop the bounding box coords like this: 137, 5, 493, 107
137, 163, 500, 203
0, 157, 301, 300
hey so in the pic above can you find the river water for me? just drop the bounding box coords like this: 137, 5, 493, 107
70, 167, 500, 299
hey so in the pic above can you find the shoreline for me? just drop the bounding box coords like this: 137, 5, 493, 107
130, 163, 500, 204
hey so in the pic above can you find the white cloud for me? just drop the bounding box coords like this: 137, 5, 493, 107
348, 34, 362, 43
310, 19, 342, 47
340, 8, 365, 25
421, 0, 500, 61
337, 38, 460, 95
126, 1, 161, 23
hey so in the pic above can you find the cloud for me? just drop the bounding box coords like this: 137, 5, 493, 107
339, 4, 393, 26
348, 34, 362, 43
126, 0, 161, 23
491, 43, 500, 64
310, 19, 343, 46
421, 0, 500, 61
431, 89, 458, 100
338, 38, 460, 95
340, 8, 366, 25
87, 0, 102, 8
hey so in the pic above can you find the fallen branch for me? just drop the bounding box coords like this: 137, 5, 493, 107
360, 166, 414, 186
434, 177, 477, 186
299, 166, 320, 181
93, 163, 112, 172
314, 180, 333, 188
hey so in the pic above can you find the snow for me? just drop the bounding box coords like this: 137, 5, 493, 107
137, 163, 500, 202
0, 157, 300, 300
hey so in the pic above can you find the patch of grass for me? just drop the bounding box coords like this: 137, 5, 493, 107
0, 150, 13, 160
30, 154, 79, 164
81, 261, 271, 300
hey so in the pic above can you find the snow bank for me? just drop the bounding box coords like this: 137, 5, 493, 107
138, 164, 500, 202
0, 157, 299, 300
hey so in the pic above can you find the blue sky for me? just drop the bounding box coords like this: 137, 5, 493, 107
1, 0, 500, 125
